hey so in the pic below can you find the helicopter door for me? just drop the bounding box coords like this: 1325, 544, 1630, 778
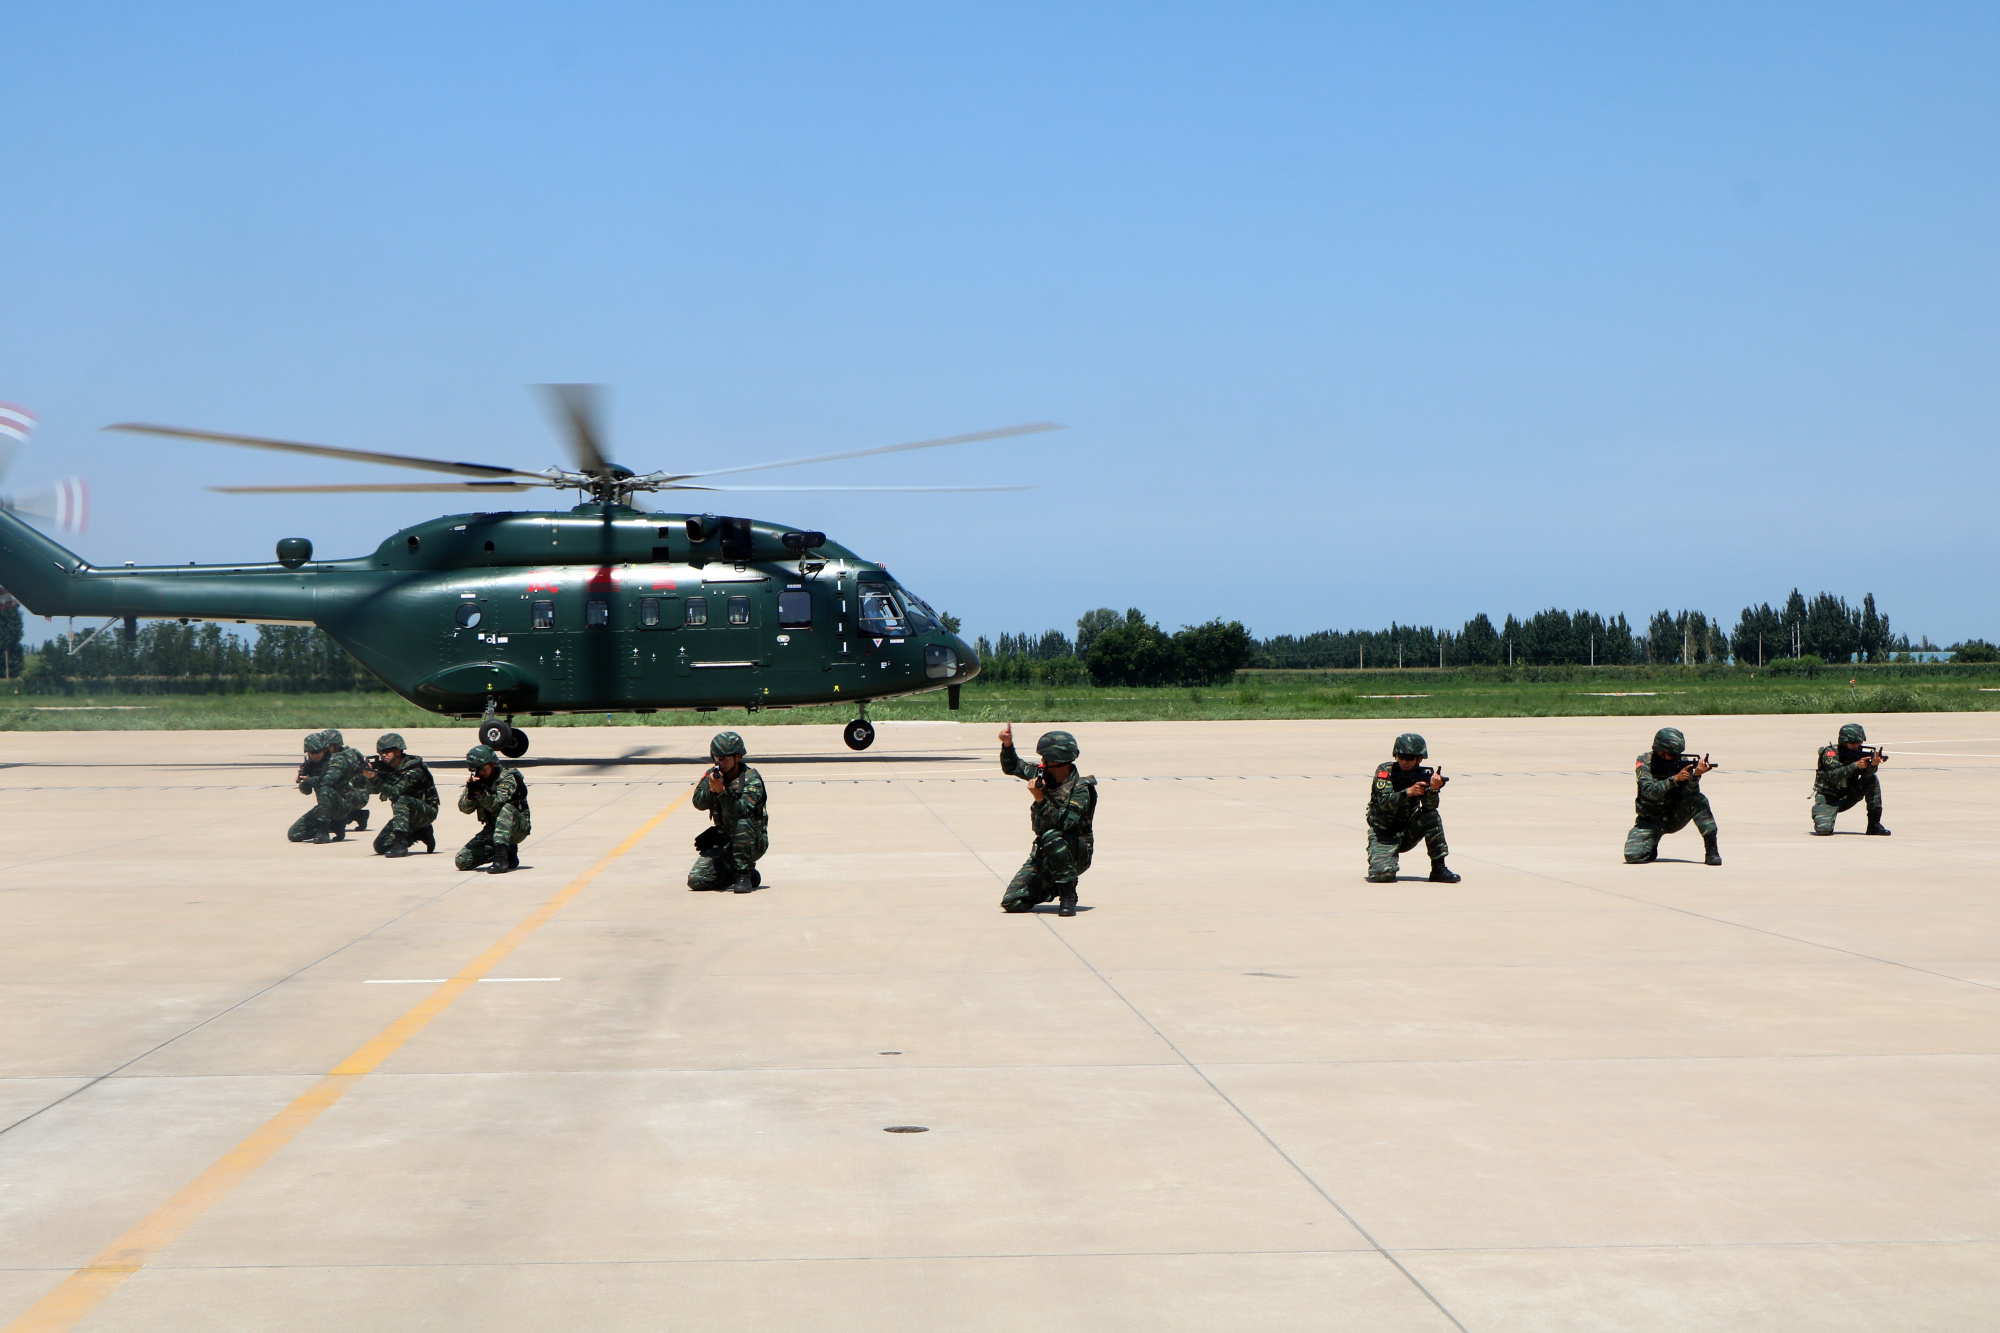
691, 579, 765, 674
768, 584, 820, 682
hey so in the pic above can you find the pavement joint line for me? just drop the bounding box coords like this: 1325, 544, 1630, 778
892, 777, 1472, 1333
0, 867, 490, 1142
0, 786, 694, 1333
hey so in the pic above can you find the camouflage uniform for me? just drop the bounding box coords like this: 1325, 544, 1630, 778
1812, 722, 1888, 835
689, 733, 768, 892
456, 752, 532, 870
288, 730, 370, 843
1624, 727, 1720, 864
1000, 731, 1096, 913
366, 733, 440, 855
1365, 738, 1451, 883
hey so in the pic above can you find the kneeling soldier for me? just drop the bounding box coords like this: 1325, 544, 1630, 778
1625, 727, 1721, 865
367, 732, 439, 857
288, 729, 369, 844
689, 731, 767, 893
457, 744, 531, 873
1366, 732, 1458, 883
1813, 723, 1890, 836
999, 724, 1097, 916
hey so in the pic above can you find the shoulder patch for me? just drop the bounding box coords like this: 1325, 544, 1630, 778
1376, 768, 1391, 779
1825, 749, 1836, 758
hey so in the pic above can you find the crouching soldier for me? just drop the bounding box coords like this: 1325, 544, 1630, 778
688, 731, 767, 893
999, 724, 1097, 917
366, 732, 439, 857
288, 729, 370, 844
457, 744, 530, 873
1625, 727, 1721, 865
1813, 723, 1890, 836
1365, 733, 1459, 883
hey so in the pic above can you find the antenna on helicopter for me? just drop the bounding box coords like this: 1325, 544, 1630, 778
108, 387, 1056, 504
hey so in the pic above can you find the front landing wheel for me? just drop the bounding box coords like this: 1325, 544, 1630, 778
478, 720, 512, 750
843, 719, 876, 751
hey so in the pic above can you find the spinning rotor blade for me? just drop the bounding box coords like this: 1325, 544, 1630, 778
540, 384, 612, 478
209, 481, 546, 494
665, 483, 1034, 493
107, 424, 546, 481
0, 402, 35, 485
666, 421, 1062, 483
1, 476, 89, 533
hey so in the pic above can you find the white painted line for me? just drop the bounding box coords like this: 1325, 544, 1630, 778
1360, 694, 1430, 699
1579, 692, 1657, 696
364, 977, 561, 984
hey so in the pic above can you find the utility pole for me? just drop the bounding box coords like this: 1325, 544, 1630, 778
1589, 634, 1594, 667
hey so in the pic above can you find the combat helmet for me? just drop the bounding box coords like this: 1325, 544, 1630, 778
465, 744, 498, 769
323, 730, 345, 749
1653, 727, 1686, 755
1838, 723, 1867, 745
376, 732, 406, 753
302, 730, 330, 753
1035, 730, 1080, 764
709, 731, 747, 758
1392, 732, 1427, 758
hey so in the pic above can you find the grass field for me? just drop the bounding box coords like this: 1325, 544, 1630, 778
4, 664, 1998, 731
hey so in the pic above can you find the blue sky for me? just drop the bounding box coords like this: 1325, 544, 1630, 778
3, 3, 1995, 647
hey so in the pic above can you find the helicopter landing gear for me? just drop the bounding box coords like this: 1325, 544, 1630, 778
499, 729, 530, 759
478, 719, 511, 749
842, 705, 875, 751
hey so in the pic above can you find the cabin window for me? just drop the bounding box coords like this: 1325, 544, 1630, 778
454, 604, 482, 629
639, 597, 661, 628
586, 600, 610, 628
532, 600, 555, 630
685, 596, 708, 626
858, 592, 908, 636
727, 595, 751, 626
778, 589, 812, 628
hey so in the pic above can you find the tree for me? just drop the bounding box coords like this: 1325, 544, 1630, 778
1951, 640, 2000, 663
0, 593, 21, 679
1459, 614, 1500, 665
1782, 588, 1809, 655
1075, 608, 1121, 656
1645, 610, 1677, 663
1084, 610, 1176, 687
940, 611, 961, 635
1174, 619, 1253, 685
1857, 594, 1887, 663
1803, 593, 1858, 663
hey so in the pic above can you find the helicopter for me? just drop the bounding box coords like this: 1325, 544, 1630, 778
0, 387, 1053, 752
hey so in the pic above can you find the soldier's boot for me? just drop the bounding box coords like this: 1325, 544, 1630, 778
729, 869, 757, 894
1428, 859, 1461, 884
1057, 887, 1077, 917
311, 831, 333, 845
416, 828, 436, 854
486, 844, 517, 874
1811, 827, 1834, 836
350, 810, 370, 833
1703, 832, 1722, 866
1364, 872, 1398, 883
383, 837, 411, 859
1866, 816, 1891, 836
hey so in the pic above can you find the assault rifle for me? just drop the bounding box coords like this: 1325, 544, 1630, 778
1393, 764, 1448, 793
1675, 753, 1717, 776
295, 759, 314, 795
1855, 746, 1888, 766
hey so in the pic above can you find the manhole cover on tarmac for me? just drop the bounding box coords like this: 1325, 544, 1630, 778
883, 1125, 929, 1133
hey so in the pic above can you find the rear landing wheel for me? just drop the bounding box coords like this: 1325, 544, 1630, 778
843, 719, 876, 751
499, 729, 530, 759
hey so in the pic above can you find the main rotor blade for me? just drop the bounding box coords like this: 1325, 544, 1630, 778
540, 384, 611, 477
666, 421, 1063, 482
209, 481, 546, 493
663, 483, 1035, 492
108, 424, 546, 480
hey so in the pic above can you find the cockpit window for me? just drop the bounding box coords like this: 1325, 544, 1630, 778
896, 587, 940, 633
857, 591, 908, 637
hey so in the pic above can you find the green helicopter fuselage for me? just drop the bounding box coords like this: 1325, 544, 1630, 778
0, 503, 979, 718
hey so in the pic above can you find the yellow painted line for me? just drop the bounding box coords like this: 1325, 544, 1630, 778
5, 789, 692, 1333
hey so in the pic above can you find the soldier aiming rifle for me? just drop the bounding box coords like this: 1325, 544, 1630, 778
1812, 723, 1891, 836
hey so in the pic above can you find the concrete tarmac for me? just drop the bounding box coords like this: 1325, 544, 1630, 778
1, 714, 1997, 1331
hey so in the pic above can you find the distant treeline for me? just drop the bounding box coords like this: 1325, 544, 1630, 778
4, 622, 388, 695
976, 590, 1995, 685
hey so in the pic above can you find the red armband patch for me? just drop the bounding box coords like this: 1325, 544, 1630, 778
1377, 768, 1390, 779
1825, 749, 1836, 759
